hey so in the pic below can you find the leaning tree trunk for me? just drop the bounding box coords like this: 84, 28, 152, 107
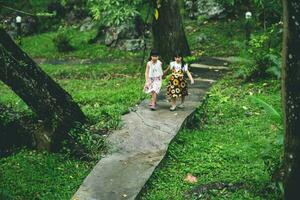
282, 0, 300, 199
0, 28, 86, 151
152, 0, 191, 62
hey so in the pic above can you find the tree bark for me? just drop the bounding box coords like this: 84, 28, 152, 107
152, 0, 191, 62
282, 0, 300, 199
0, 28, 86, 151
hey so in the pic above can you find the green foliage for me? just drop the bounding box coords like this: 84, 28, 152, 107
248, 95, 283, 189
0, 188, 13, 200
53, 26, 75, 52
235, 24, 282, 80
185, 19, 245, 57
0, 149, 93, 200
185, 55, 200, 64
140, 77, 282, 200
215, 0, 282, 25
65, 123, 105, 160
88, 0, 144, 26
0, 56, 146, 200
21, 27, 141, 59
249, 96, 281, 122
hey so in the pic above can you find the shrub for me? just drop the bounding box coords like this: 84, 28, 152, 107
52, 26, 74, 52
235, 24, 282, 80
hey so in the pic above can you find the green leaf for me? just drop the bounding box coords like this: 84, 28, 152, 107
154, 8, 159, 20
249, 96, 281, 121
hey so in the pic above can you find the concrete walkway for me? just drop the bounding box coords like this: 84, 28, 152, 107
72, 57, 229, 200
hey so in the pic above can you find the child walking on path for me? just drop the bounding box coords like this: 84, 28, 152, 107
144, 50, 163, 110
164, 53, 194, 111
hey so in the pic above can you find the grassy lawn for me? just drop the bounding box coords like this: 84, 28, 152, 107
0, 16, 282, 199
21, 27, 142, 60
0, 60, 146, 199
139, 76, 282, 200
185, 19, 264, 57
0, 150, 93, 200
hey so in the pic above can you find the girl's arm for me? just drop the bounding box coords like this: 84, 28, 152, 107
163, 65, 170, 78
145, 63, 150, 82
186, 70, 194, 84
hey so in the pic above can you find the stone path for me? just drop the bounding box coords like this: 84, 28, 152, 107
72, 57, 230, 200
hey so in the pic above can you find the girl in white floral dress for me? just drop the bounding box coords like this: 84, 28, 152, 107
144, 50, 163, 110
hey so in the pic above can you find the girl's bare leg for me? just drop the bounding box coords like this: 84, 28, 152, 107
151, 92, 157, 105
181, 96, 185, 104
170, 97, 177, 110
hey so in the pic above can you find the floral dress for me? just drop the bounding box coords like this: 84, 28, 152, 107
167, 61, 188, 98
144, 60, 163, 94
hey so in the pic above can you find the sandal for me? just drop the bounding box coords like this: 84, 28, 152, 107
150, 104, 156, 111
178, 104, 185, 108
148, 102, 157, 107
170, 105, 176, 111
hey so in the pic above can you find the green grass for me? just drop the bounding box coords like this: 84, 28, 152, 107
0, 149, 93, 200
0, 62, 146, 131
0, 17, 281, 200
0, 60, 147, 199
139, 77, 282, 200
21, 27, 142, 60
185, 19, 263, 57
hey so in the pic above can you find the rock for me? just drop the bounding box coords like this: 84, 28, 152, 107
2, 16, 38, 37
185, 0, 198, 19
80, 17, 96, 31
104, 23, 139, 47
196, 0, 224, 19
196, 33, 209, 43
104, 27, 119, 46
65, 11, 77, 24
184, 0, 225, 19
118, 39, 145, 51
21, 17, 38, 36
185, 25, 194, 33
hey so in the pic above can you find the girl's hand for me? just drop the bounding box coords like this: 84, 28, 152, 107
144, 82, 149, 90
191, 79, 195, 85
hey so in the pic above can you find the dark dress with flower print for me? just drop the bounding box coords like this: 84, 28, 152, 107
167, 62, 188, 98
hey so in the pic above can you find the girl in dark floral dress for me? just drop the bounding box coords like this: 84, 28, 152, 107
164, 53, 194, 111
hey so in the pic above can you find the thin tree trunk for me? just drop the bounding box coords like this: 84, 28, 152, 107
152, 0, 191, 62
0, 28, 86, 151
282, 0, 300, 199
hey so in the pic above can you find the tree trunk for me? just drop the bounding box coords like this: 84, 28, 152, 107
0, 28, 86, 151
282, 0, 300, 199
152, 0, 191, 62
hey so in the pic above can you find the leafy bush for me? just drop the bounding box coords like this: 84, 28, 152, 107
249, 95, 284, 196
88, 0, 144, 26
235, 24, 282, 80
53, 26, 74, 52
215, 0, 282, 26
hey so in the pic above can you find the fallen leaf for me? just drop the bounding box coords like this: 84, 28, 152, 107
184, 173, 198, 183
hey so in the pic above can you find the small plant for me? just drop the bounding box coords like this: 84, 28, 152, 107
65, 123, 105, 160
249, 95, 283, 197
236, 24, 282, 81
52, 26, 74, 52
0, 188, 13, 200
